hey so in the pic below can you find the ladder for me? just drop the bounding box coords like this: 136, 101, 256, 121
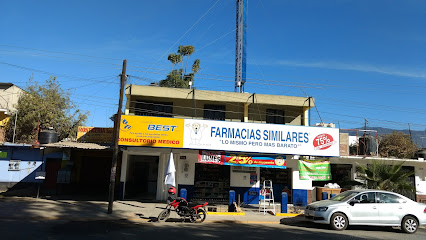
259, 180, 275, 215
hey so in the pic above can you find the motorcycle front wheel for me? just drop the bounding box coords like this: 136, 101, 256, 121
158, 209, 170, 222
190, 208, 206, 223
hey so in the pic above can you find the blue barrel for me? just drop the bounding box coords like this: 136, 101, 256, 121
180, 188, 187, 200
229, 190, 236, 212
330, 194, 336, 198
322, 192, 329, 200
281, 192, 288, 213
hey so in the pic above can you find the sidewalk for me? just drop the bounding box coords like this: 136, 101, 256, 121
0, 196, 302, 224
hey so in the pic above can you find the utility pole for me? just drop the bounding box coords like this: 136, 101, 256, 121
421, 137, 426, 149
13, 111, 18, 143
308, 97, 311, 126
107, 59, 127, 214
362, 118, 368, 155
251, 93, 255, 122
192, 89, 196, 118
408, 123, 413, 142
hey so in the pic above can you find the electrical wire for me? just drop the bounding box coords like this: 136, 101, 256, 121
154, 0, 221, 63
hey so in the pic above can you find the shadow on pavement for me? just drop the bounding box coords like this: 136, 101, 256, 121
46, 219, 377, 240
115, 201, 146, 209
0, 196, 129, 220
280, 216, 403, 233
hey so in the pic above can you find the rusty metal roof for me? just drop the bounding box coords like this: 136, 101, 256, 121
41, 141, 111, 150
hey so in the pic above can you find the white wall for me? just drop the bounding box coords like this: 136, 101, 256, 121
0, 160, 42, 182
175, 151, 198, 186
331, 157, 426, 196
0, 85, 22, 113
415, 164, 426, 194
287, 158, 312, 190
121, 148, 202, 201
230, 167, 260, 188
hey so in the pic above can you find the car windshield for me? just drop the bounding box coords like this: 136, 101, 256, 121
330, 191, 360, 201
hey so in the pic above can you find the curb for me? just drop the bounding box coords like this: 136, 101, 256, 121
205, 220, 281, 224
207, 212, 245, 215
276, 213, 303, 217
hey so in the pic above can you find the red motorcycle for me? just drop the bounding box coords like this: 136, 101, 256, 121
158, 187, 208, 223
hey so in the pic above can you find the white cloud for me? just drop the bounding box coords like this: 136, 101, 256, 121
274, 60, 426, 79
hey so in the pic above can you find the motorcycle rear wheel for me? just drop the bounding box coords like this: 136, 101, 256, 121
158, 209, 170, 222
190, 208, 206, 223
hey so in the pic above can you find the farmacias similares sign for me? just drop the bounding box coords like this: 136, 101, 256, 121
118, 115, 340, 157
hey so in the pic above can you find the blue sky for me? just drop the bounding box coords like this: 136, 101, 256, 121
0, 0, 425, 131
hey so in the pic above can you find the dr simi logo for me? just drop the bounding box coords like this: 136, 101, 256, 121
313, 133, 335, 150
121, 118, 132, 132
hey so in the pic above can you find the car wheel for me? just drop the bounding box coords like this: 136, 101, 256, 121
401, 216, 418, 234
330, 213, 348, 231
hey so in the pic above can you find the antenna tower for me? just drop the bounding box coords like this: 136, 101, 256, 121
235, 0, 247, 93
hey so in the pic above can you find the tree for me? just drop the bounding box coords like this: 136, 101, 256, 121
167, 53, 182, 71
159, 45, 200, 88
178, 45, 195, 76
6, 77, 88, 143
356, 160, 415, 197
379, 131, 418, 159
192, 59, 200, 74
159, 69, 187, 88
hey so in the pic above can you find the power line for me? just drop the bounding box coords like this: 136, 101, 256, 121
154, 0, 221, 63
125, 67, 426, 94
2, 45, 425, 91
3, 58, 423, 126
0, 61, 116, 83
3, 46, 425, 93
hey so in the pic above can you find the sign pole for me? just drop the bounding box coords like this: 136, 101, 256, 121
107, 59, 127, 214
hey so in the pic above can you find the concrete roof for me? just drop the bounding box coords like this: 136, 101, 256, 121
337, 155, 425, 163
126, 84, 313, 107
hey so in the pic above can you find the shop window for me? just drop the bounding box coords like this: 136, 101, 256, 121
204, 104, 225, 120
193, 163, 230, 203
8, 160, 20, 171
134, 101, 173, 117
260, 168, 292, 203
260, 168, 290, 185
266, 109, 285, 124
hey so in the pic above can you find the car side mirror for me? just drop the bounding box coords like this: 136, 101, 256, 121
349, 199, 360, 206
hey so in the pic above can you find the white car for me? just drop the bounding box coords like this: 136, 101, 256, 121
305, 189, 426, 233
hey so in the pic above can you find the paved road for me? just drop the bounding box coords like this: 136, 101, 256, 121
1, 218, 425, 240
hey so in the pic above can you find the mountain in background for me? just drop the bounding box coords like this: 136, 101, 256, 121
341, 127, 425, 148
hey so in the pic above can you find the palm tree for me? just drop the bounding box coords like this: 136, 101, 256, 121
178, 45, 195, 76
160, 45, 200, 88
356, 160, 415, 198
167, 54, 182, 86
192, 59, 200, 74
167, 53, 182, 71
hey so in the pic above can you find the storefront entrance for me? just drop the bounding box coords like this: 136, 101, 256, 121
193, 163, 230, 203
125, 155, 159, 200
260, 168, 292, 203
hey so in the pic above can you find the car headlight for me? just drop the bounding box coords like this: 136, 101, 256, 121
315, 207, 328, 212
